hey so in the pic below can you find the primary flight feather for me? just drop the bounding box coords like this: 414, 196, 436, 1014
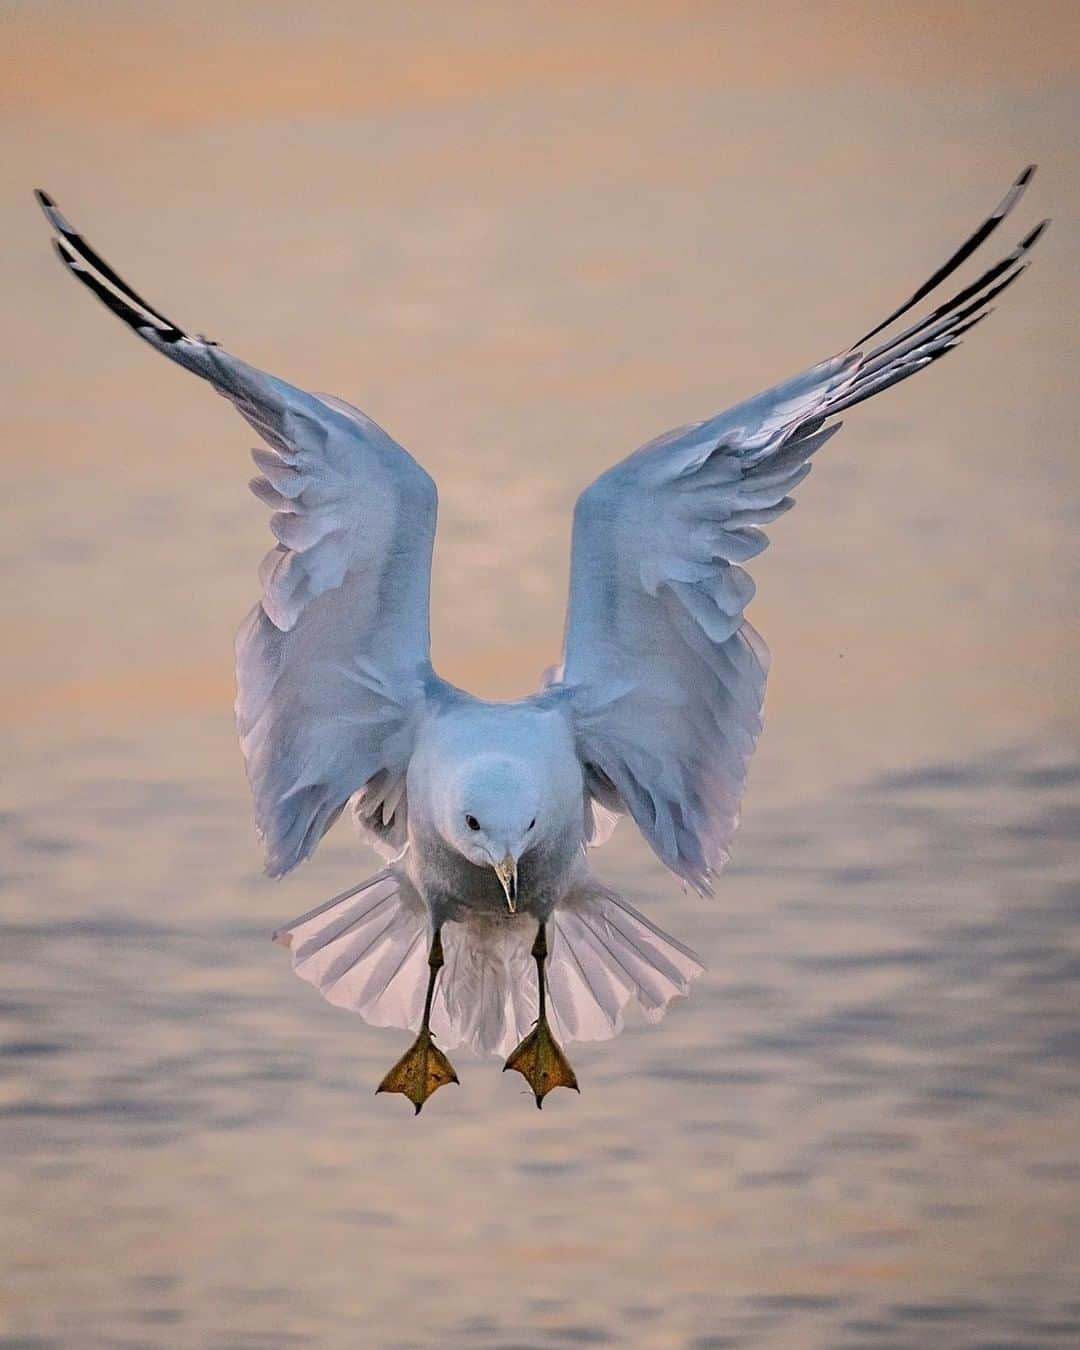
36, 168, 1047, 1110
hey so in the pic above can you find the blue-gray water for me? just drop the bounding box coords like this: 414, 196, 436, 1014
4, 735, 1078, 1348
3, 3, 1078, 1346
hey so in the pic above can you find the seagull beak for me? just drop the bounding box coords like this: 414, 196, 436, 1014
493, 853, 518, 913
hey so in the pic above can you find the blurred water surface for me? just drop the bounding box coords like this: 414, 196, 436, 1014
3, 3, 1079, 1347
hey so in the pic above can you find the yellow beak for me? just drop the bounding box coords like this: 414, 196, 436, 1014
493, 853, 518, 913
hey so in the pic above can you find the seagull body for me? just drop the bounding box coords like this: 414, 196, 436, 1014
405, 694, 584, 927
37, 168, 1047, 1110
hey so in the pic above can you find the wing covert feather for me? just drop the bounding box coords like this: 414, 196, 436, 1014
560, 357, 856, 892
225, 359, 440, 876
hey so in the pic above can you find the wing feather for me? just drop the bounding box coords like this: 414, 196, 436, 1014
557, 169, 1047, 892
38, 192, 442, 875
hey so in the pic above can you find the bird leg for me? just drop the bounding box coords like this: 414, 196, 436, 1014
376, 928, 458, 1114
503, 921, 579, 1108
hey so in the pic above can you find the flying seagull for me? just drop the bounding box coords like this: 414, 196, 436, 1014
37, 169, 1047, 1112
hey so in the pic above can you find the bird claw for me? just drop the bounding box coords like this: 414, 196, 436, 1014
376, 1027, 458, 1114
503, 1017, 579, 1108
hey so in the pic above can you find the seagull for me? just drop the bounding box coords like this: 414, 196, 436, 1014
37, 169, 1047, 1112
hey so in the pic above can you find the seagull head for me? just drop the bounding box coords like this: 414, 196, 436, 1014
442, 754, 543, 913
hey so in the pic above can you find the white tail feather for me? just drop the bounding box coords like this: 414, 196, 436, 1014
547, 884, 704, 1043
435, 916, 536, 1057
272, 870, 429, 1030
273, 870, 704, 1057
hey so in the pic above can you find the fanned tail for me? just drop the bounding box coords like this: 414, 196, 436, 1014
547, 883, 704, 1044
272, 869, 430, 1030
273, 871, 704, 1057
436, 918, 537, 1057
435, 887, 704, 1056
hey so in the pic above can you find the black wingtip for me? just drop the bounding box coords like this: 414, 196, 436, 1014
37, 191, 190, 341
1022, 218, 1051, 249
34, 188, 60, 226
851, 165, 1041, 350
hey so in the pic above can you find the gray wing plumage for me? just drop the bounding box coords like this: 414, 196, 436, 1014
37, 192, 439, 876
558, 167, 1048, 894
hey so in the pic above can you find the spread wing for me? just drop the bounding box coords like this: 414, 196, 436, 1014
38, 191, 441, 877
557, 167, 1048, 893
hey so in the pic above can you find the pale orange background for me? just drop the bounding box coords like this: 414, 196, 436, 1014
2, 4, 1078, 1348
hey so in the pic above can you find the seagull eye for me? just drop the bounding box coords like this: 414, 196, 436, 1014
465, 814, 480, 832
528, 818, 536, 831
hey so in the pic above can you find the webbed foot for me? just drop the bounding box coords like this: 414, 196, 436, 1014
376, 1027, 458, 1115
503, 1017, 579, 1109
